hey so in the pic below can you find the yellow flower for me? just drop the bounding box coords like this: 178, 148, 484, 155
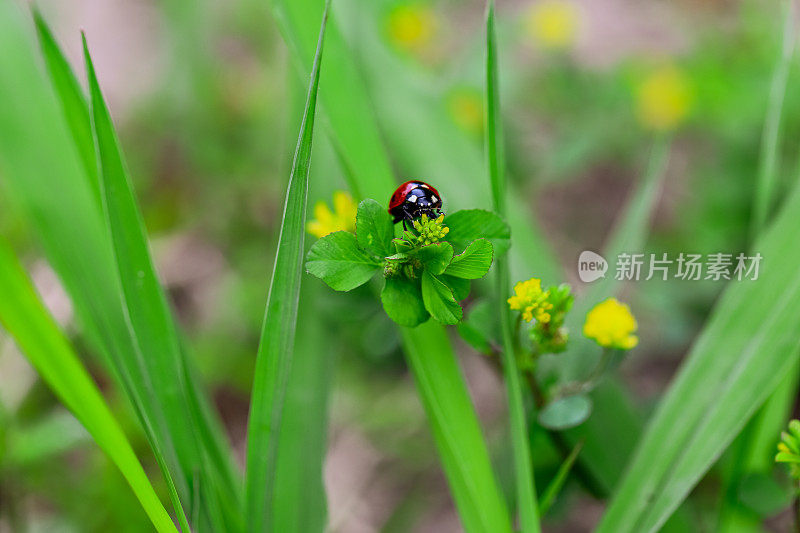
583, 298, 638, 350
526, 1, 579, 49
386, 3, 437, 54
635, 65, 692, 132
412, 214, 449, 245
447, 88, 484, 137
508, 278, 553, 323
776, 419, 800, 481
306, 191, 357, 239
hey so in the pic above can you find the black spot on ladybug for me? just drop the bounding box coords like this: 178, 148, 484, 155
388, 180, 443, 228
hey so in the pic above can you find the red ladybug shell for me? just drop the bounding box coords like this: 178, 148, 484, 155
388, 180, 441, 211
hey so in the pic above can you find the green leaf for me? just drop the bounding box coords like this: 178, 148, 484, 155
381, 277, 429, 327
416, 241, 454, 275
0, 240, 177, 533
442, 275, 471, 301
597, 182, 800, 533
538, 395, 593, 430
445, 209, 510, 255
356, 199, 394, 258
306, 231, 381, 291
444, 238, 493, 279
401, 322, 512, 533
245, 5, 329, 531
457, 300, 497, 355
421, 271, 463, 325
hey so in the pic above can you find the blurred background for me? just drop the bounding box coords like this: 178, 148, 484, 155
1, 0, 799, 531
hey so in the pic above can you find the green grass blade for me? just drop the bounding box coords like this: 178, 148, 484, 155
597, 182, 800, 533
271, 281, 333, 532
0, 5, 190, 517
0, 240, 177, 533
485, 2, 539, 531
272, 0, 393, 201
750, 0, 795, 241
1, 7, 241, 530
402, 322, 513, 533
32, 9, 99, 205
720, 3, 798, 523
243, 3, 329, 530
83, 33, 242, 532
83, 34, 198, 533
538, 439, 584, 516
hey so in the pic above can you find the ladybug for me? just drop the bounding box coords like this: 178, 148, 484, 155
388, 180, 443, 229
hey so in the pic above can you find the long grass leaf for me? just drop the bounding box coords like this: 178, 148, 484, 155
1, 7, 240, 531
719, 2, 797, 523
243, 3, 329, 530
32, 10, 99, 205
750, 0, 796, 241
597, 180, 800, 533
271, 281, 334, 532
0, 4, 190, 518
538, 439, 584, 516
0, 240, 177, 533
402, 322, 513, 533
83, 34, 198, 533
485, 2, 539, 531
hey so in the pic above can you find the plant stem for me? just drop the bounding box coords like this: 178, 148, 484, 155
485, 1, 540, 530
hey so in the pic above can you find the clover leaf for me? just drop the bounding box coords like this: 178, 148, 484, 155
306, 231, 381, 291
381, 276, 429, 327
444, 209, 510, 255
421, 271, 463, 325
416, 242, 454, 275
356, 199, 394, 258
443, 238, 493, 279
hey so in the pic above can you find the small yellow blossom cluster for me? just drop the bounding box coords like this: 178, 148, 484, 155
635, 65, 692, 132
583, 298, 638, 350
508, 278, 553, 323
412, 214, 449, 245
306, 191, 358, 239
386, 3, 437, 55
776, 419, 800, 481
526, 0, 579, 50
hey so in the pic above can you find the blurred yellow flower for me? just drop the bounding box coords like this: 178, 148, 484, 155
526, 1, 579, 49
306, 191, 357, 239
583, 298, 638, 350
447, 88, 484, 137
386, 3, 437, 54
508, 278, 553, 323
636, 65, 692, 131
